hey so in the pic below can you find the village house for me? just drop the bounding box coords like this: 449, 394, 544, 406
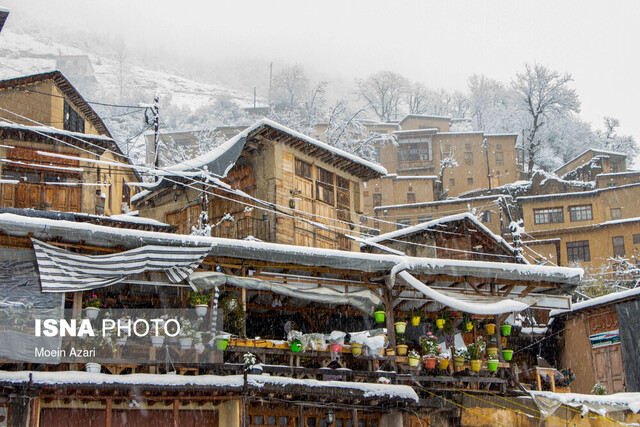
133, 118, 386, 251
518, 183, 640, 275
362, 115, 520, 218
549, 288, 640, 395
555, 148, 629, 180
0, 71, 139, 216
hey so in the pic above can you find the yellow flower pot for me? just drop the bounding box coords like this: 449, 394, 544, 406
436, 319, 446, 329
484, 323, 496, 335
438, 358, 450, 370
408, 356, 420, 367
394, 321, 407, 334
351, 342, 363, 356
396, 344, 408, 356
385, 348, 396, 356
470, 360, 482, 372
411, 315, 421, 326
487, 347, 498, 357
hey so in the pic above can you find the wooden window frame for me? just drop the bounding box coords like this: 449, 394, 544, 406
315, 167, 335, 206
63, 101, 85, 133
610, 207, 622, 220
569, 204, 593, 222
612, 236, 625, 257
534, 207, 564, 224
567, 240, 591, 263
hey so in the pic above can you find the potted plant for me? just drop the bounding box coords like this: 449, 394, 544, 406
408, 350, 421, 367
500, 322, 512, 336
502, 349, 514, 361
216, 333, 230, 351
394, 317, 407, 334
85, 362, 101, 373
483, 319, 496, 335
288, 330, 305, 353
221, 296, 245, 338
221, 213, 234, 228
458, 313, 477, 333
396, 335, 408, 356
114, 314, 131, 346
410, 309, 421, 326
243, 206, 253, 217
178, 317, 199, 350
83, 294, 103, 319
420, 332, 440, 369
453, 346, 467, 368
373, 304, 385, 323
438, 351, 451, 370
486, 342, 498, 357
435, 310, 448, 329
467, 340, 485, 372
188, 290, 211, 317
487, 354, 499, 372
244, 352, 262, 375
351, 342, 363, 356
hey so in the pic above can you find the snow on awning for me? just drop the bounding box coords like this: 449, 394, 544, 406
190, 272, 382, 314
32, 239, 210, 292
398, 271, 532, 315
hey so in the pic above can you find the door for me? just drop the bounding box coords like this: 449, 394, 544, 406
592, 344, 626, 393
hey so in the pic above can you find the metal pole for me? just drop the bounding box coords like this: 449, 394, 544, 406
153, 96, 160, 179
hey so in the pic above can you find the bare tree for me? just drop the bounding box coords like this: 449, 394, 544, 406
272, 64, 309, 107
512, 63, 581, 172
405, 82, 430, 115
597, 117, 638, 163
356, 71, 409, 122
437, 150, 459, 200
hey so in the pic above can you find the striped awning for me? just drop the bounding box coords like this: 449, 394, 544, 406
32, 239, 211, 292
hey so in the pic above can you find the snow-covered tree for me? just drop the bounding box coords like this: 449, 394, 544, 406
405, 82, 430, 115
512, 63, 581, 172
596, 117, 638, 164
271, 64, 310, 108
356, 71, 409, 122
436, 151, 459, 200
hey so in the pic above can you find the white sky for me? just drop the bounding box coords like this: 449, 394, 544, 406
3, 0, 640, 141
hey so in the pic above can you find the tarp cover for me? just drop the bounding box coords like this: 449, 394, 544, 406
398, 271, 536, 315
189, 272, 382, 314
616, 299, 640, 392
32, 238, 210, 292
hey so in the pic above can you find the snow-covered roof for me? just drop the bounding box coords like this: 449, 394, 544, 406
375, 194, 510, 211
551, 287, 640, 317
518, 182, 640, 202
109, 212, 169, 226
554, 148, 628, 174
530, 390, 640, 415
597, 171, 640, 177
0, 213, 583, 285
0, 371, 418, 402
363, 213, 517, 259
393, 128, 439, 135
166, 118, 387, 180
0, 70, 113, 139
399, 114, 452, 124
383, 174, 437, 180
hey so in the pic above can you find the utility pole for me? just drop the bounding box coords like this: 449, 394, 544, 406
152, 96, 160, 180
483, 138, 492, 190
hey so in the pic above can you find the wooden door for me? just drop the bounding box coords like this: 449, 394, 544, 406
0, 183, 13, 207
593, 344, 626, 393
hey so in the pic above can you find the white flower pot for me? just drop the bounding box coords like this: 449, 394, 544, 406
85, 307, 100, 319
195, 305, 208, 317
85, 362, 101, 373
179, 337, 193, 350
150, 335, 165, 348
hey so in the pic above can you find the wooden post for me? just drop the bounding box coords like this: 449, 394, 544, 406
298, 405, 304, 427
173, 399, 179, 427
351, 409, 358, 427
72, 291, 83, 319
105, 398, 113, 427
383, 287, 396, 349
241, 287, 247, 338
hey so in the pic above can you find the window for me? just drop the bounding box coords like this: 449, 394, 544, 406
534, 207, 564, 224
373, 193, 382, 207
567, 240, 591, 263
467, 177, 474, 186
482, 211, 491, 223
611, 161, 619, 173
612, 236, 626, 257
569, 205, 593, 222
496, 143, 503, 151
495, 151, 504, 166
397, 141, 432, 162
373, 146, 381, 163
449, 178, 455, 187
396, 219, 411, 229
295, 159, 312, 180
407, 193, 416, 203
465, 143, 471, 150
610, 208, 622, 220
444, 144, 452, 156
634, 234, 640, 245
464, 151, 474, 165
316, 167, 334, 205
63, 101, 85, 133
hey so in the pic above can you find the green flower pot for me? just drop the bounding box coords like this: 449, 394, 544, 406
291, 340, 303, 353
502, 349, 513, 361
216, 338, 229, 351
488, 360, 499, 372
500, 324, 512, 336
374, 311, 386, 323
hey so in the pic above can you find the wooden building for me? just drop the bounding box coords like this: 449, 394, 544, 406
0, 207, 584, 426
133, 119, 386, 251
550, 288, 640, 394
555, 148, 628, 180
0, 71, 139, 216
361, 212, 522, 263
